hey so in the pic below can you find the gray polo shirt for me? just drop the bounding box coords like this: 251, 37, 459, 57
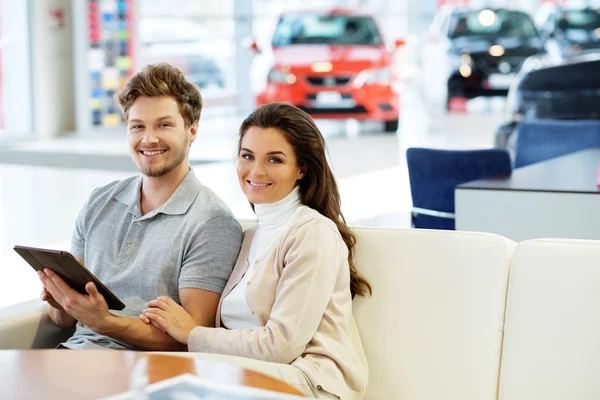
62, 169, 242, 350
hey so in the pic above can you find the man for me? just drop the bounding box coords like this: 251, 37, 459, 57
38, 63, 242, 350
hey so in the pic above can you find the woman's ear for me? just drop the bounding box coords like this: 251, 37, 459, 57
297, 165, 307, 180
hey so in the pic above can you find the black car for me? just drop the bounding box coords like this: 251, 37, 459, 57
539, 6, 600, 59
494, 52, 600, 147
422, 7, 545, 108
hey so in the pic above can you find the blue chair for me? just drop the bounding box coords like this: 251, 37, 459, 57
514, 120, 600, 168
406, 148, 512, 230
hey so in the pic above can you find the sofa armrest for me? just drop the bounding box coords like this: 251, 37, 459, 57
0, 299, 74, 349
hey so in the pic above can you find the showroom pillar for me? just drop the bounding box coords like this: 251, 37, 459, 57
0, 0, 34, 135
30, 0, 75, 138
234, 0, 254, 116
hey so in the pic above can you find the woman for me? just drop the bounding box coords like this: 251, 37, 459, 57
140, 102, 371, 399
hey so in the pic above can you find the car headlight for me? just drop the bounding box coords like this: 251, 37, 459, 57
449, 52, 472, 70
354, 67, 392, 87
267, 67, 297, 84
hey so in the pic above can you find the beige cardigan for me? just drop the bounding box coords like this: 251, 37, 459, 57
187, 206, 368, 399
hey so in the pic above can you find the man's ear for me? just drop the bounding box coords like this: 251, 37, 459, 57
189, 121, 198, 146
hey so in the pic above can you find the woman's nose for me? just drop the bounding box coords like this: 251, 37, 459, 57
249, 162, 266, 176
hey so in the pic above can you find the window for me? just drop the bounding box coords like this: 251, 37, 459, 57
272, 14, 383, 46
557, 8, 600, 32
449, 10, 539, 39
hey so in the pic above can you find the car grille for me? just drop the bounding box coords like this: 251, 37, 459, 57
306, 76, 352, 87
475, 56, 525, 74
298, 105, 368, 114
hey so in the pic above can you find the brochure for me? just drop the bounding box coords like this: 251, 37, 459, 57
102, 373, 306, 400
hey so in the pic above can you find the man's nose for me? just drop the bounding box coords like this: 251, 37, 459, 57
142, 128, 159, 145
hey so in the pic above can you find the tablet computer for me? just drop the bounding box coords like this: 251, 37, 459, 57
13, 245, 126, 311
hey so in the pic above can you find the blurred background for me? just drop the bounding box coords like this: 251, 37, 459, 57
1, 0, 600, 305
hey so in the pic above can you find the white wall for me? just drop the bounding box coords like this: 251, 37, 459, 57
30, 0, 75, 138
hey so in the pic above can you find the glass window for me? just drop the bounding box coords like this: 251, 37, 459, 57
272, 14, 383, 46
449, 10, 538, 39
558, 8, 600, 32
137, 1, 236, 116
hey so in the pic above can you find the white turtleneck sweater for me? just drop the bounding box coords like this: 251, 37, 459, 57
220, 186, 302, 330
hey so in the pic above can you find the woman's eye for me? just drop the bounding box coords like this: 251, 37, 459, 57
240, 153, 253, 160
269, 157, 282, 164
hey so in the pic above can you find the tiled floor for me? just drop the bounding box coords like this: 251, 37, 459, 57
0, 81, 505, 308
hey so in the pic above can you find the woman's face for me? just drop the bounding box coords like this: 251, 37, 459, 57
237, 126, 305, 204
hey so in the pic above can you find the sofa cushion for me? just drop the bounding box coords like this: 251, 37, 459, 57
499, 239, 600, 400
352, 227, 516, 400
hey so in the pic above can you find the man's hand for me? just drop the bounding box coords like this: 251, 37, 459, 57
37, 269, 114, 333
40, 287, 64, 311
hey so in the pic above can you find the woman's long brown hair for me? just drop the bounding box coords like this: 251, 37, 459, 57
238, 102, 372, 298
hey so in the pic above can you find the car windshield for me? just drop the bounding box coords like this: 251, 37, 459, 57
449, 10, 538, 39
272, 14, 383, 46
557, 9, 600, 32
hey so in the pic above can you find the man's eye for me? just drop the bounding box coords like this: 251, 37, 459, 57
159, 123, 171, 128
130, 125, 143, 130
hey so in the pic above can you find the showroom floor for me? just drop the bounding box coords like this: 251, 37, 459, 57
0, 80, 506, 307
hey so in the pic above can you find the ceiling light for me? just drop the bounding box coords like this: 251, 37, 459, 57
478, 9, 497, 27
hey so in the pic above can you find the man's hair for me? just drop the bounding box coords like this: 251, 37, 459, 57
115, 63, 203, 128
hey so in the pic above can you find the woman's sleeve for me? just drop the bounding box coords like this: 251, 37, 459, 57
187, 219, 344, 364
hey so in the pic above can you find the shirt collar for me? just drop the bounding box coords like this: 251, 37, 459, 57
114, 169, 202, 217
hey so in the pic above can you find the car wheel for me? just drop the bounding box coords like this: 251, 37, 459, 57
384, 119, 399, 133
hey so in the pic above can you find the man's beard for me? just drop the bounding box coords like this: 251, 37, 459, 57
137, 144, 188, 178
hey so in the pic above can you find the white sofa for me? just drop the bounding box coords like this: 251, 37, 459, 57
1, 225, 599, 400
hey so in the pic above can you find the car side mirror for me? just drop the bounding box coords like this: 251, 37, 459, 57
243, 38, 261, 53
394, 38, 406, 48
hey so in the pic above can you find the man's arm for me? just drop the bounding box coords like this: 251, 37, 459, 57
39, 267, 219, 351
97, 288, 220, 351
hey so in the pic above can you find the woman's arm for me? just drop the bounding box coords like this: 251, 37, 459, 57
144, 220, 345, 363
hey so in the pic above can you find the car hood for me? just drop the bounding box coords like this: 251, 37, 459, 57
450, 36, 543, 56
271, 45, 387, 70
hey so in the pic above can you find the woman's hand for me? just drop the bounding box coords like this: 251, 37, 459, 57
141, 296, 197, 345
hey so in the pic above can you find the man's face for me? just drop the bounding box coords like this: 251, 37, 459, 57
126, 96, 197, 178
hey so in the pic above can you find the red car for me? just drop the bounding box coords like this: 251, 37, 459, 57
252, 8, 403, 132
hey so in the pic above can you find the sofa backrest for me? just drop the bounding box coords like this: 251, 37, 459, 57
241, 220, 517, 399
498, 239, 600, 400
350, 227, 516, 400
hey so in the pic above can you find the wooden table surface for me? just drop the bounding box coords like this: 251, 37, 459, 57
0, 350, 304, 399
